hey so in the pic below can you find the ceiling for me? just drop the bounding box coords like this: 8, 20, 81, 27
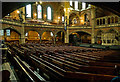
88, 2, 120, 16
2, 2, 34, 18
2, 2, 120, 18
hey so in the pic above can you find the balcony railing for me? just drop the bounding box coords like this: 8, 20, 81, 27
0, 19, 23, 26
68, 25, 91, 29
1, 15, 120, 29
0, 19, 64, 29
96, 15, 120, 28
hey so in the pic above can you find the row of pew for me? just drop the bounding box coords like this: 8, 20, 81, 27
7, 45, 46, 82
7, 43, 120, 82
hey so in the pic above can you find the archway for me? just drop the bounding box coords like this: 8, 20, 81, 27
96, 30, 103, 44
25, 31, 40, 43
69, 31, 91, 45
69, 13, 80, 26
56, 31, 65, 44
1, 28, 21, 43
41, 31, 54, 44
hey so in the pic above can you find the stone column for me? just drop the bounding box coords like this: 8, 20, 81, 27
118, 17, 120, 23
53, 34, 56, 45
40, 35, 42, 43
19, 7, 25, 44
110, 17, 112, 24
21, 7, 26, 23
91, 6, 96, 44
64, 2, 70, 43
65, 30, 69, 43
105, 17, 108, 24
19, 24, 25, 44
105, 34, 107, 45
99, 19, 100, 25
33, 4, 37, 19
102, 18, 104, 25
61, 32, 63, 41
119, 34, 120, 45
114, 16, 116, 23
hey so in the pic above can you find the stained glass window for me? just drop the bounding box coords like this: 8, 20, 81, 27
6, 29, 10, 36
37, 5, 42, 19
0, 30, 4, 36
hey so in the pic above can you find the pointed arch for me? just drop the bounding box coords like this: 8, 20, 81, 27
47, 6, 52, 20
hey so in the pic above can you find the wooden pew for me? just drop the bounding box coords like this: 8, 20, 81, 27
89, 61, 120, 68
42, 54, 79, 71
64, 52, 100, 61
8, 48, 46, 82
53, 52, 89, 65
7, 43, 120, 81
29, 54, 65, 81
13, 56, 39, 82
15, 56, 46, 82
42, 54, 117, 75
43, 54, 82, 68
64, 71, 116, 82
73, 52, 101, 59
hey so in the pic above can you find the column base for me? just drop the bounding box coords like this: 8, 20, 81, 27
19, 38, 25, 44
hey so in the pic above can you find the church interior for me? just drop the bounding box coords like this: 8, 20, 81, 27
0, 1, 120, 82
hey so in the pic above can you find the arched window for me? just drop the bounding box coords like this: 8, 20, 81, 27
100, 19, 102, 25
75, 1, 78, 10
38, 34, 40, 36
82, 2, 86, 10
108, 18, 110, 24
0, 30, 4, 36
25, 33, 28, 36
37, 5, 42, 19
26, 4, 31, 18
103, 19, 105, 24
84, 14, 87, 21
115, 16, 118, 23
70, 1, 72, 6
47, 6, 52, 20
50, 32, 53, 36
62, 16, 64, 22
6, 29, 10, 36
97, 20, 99, 25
